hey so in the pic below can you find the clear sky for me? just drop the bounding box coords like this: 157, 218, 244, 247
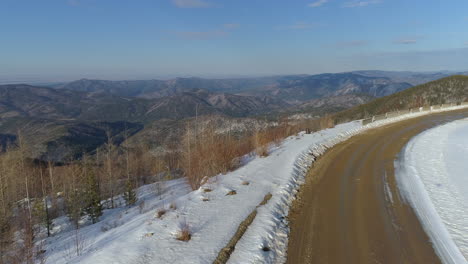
1, 0, 468, 81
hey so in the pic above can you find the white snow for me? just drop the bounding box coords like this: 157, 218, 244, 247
395, 118, 468, 264
41, 104, 468, 263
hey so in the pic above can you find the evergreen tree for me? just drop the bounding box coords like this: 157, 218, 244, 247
33, 198, 53, 236
66, 188, 83, 229
83, 167, 102, 224
123, 179, 137, 206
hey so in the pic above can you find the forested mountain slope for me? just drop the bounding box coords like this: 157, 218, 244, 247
334, 75, 468, 122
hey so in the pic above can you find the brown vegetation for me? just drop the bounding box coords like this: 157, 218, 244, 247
181, 116, 335, 190
176, 221, 192, 242
226, 190, 237, 196
156, 209, 166, 219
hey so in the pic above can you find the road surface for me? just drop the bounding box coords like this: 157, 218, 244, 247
287, 109, 468, 264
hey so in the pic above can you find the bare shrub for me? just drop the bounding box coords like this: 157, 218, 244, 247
226, 190, 237, 196
319, 115, 335, 129
35, 239, 47, 264
169, 203, 177, 210
72, 228, 85, 257
176, 221, 191, 242
156, 209, 166, 219
138, 200, 146, 214
255, 145, 269, 157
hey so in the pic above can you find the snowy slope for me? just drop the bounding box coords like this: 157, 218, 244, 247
43, 121, 362, 263
41, 104, 468, 264
396, 118, 468, 264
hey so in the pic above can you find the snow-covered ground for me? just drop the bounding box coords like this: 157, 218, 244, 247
396, 118, 468, 264
41, 104, 468, 263
43, 121, 361, 263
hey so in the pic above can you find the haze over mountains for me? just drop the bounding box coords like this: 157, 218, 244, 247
54, 70, 467, 100
57, 72, 412, 102
1, 70, 466, 162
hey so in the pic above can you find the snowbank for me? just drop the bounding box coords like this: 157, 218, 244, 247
395, 118, 468, 264
42, 104, 468, 263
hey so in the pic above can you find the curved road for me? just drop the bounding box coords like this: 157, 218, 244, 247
287, 109, 468, 264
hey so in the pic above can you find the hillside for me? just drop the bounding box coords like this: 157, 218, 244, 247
334, 75, 468, 122
0, 85, 287, 122
251, 73, 411, 103
291, 94, 374, 115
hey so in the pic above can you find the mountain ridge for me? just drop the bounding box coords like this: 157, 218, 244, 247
56, 71, 420, 102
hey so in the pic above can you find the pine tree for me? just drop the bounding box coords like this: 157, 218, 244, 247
123, 131, 137, 206
83, 166, 102, 224
105, 131, 116, 209
33, 198, 53, 236
123, 179, 137, 206
66, 187, 83, 229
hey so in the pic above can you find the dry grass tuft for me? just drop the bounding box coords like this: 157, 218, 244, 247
169, 203, 177, 210
176, 221, 192, 242
255, 145, 269, 157
156, 209, 166, 219
203, 188, 212, 193
259, 193, 272, 206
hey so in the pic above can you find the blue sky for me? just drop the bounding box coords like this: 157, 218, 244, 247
1, 0, 468, 81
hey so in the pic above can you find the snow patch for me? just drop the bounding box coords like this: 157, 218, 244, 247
395, 118, 468, 264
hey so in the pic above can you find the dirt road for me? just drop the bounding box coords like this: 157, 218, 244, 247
287, 109, 468, 264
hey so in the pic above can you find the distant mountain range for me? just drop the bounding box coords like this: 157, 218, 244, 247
55, 70, 468, 102
57, 72, 412, 103
2, 70, 466, 161
351, 70, 466, 86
